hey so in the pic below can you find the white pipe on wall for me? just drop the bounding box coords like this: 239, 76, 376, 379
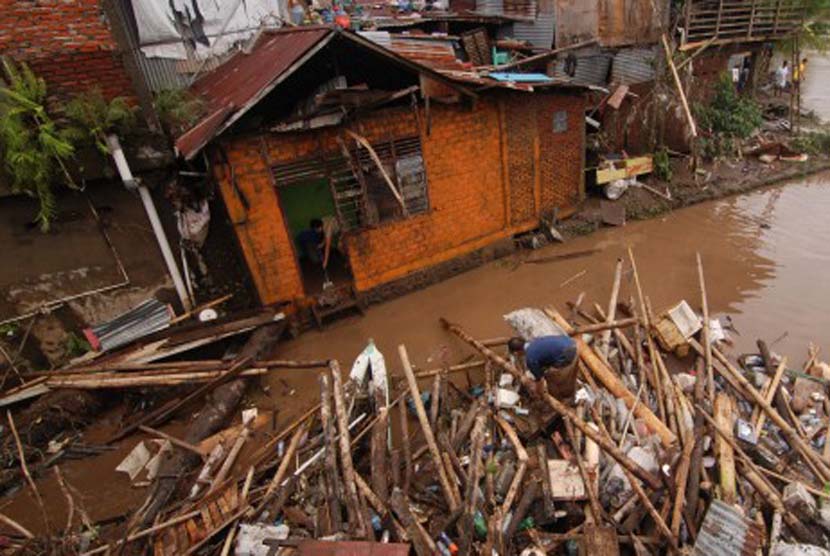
106, 134, 193, 312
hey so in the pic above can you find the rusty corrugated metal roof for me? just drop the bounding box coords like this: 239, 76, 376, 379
359, 31, 466, 71
693, 500, 764, 556
175, 27, 334, 159
297, 540, 411, 556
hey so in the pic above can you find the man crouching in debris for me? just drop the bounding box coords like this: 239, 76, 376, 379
508, 335, 578, 401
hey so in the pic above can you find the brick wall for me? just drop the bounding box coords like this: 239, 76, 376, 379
214, 90, 586, 305
0, 0, 135, 103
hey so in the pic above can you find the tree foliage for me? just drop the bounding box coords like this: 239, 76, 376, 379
696, 72, 763, 158
65, 88, 136, 154
153, 89, 206, 136
0, 58, 76, 231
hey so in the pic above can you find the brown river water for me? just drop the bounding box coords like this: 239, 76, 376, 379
276, 172, 830, 375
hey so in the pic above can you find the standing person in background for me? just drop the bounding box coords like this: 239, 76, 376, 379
794, 57, 808, 92
775, 60, 789, 97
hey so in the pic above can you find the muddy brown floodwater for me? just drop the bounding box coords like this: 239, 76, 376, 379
5, 171, 830, 538
274, 171, 830, 381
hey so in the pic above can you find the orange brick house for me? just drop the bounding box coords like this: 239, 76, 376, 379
176, 26, 587, 308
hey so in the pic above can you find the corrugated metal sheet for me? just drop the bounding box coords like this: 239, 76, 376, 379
504, 0, 537, 19
611, 47, 657, 85
510, 11, 555, 49
553, 53, 612, 86
84, 298, 172, 352
176, 27, 333, 159
693, 500, 763, 556
359, 31, 464, 70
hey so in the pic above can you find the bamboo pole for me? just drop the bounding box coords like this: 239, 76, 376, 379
496, 415, 528, 515
626, 248, 668, 423
441, 319, 663, 490
546, 308, 676, 448
319, 373, 343, 532
696, 253, 715, 403
599, 258, 624, 360
662, 34, 698, 137
460, 413, 486, 554
399, 397, 412, 494
330, 360, 367, 536
398, 344, 460, 511
754, 356, 788, 435
670, 436, 695, 538
713, 393, 737, 504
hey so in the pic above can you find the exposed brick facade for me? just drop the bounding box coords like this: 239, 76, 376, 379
214, 90, 586, 306
0, 1, 135, 103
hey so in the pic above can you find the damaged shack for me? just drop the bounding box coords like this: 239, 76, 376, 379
176, 27, 587, 313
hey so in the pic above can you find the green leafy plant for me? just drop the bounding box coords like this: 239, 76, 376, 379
696, 72, 763, 159
653, 147, 673, 182
65, 88, 136, 154
64, 332, 91, 358
0, 58, 77, 231
791, 131, 830, 155
153, 89, 205, 136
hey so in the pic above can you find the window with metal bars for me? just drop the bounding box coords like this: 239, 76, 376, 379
271, 135, 429, 231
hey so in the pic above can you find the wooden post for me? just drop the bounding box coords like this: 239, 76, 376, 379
662, 34, 698, 138
398, 398, 412, 494
319, 374, 343, 532
398, 345, 460, 511
460, 413, 486, 554
599, 258, 624, 360
330, 361, 367, 536
713, 393, 737, 504
670, 436, 695, 538
442, 319, 663, 490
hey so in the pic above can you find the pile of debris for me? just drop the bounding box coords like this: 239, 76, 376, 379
4, 249, 830, 556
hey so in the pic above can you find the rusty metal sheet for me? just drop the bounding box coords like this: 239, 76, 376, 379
175, 27, 334, 159
693, 500, 764, 556
597, 0, 663, 47
297, 540, 411, 556
555, 0, 597, 47
359, 31, 464, 71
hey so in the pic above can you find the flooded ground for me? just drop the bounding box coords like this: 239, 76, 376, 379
802, 51, 830, 122
273, 172, 830, 381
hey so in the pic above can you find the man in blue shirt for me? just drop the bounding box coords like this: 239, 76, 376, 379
508, 335, 578, 400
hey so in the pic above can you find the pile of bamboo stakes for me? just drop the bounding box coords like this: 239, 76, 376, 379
24, 248, 830, 556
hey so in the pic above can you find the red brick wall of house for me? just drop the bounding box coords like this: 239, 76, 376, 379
214, 91, 585, 305
0, 0, 135, 103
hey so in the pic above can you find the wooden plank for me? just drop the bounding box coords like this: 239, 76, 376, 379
580, 523, 621, 556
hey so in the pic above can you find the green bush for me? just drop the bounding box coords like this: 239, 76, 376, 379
791, 131, 830, 155
65, 88, 136, 154
0, 58, 77, 231
696, 72, 763, 158
654, 147, 672, 182
154, 89, 205, 136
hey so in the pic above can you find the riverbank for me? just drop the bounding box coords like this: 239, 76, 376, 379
562, 153, 830, 236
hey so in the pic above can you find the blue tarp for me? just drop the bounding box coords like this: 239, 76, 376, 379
488, 72, 552, 82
